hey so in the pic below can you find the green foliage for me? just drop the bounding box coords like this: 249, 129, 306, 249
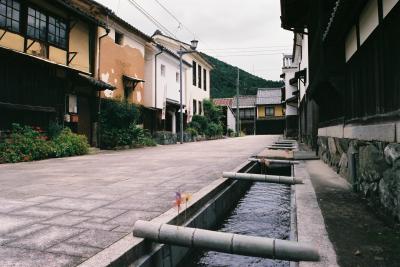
189, 115, 209, 135
201, 53, 283, 98
203, 99, 222, 124
99, 100, 156, 148
48, 121, 64, 140
188, 101, 224, 138
99, 99, 141, 149
100, 99, 140, 130
227, 128, 234, 137
206, 122, 223, 137
0, 124, 89, 164
185, 127, 198, 137
51, 128, 89, 157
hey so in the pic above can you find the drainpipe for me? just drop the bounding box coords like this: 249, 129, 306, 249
96, 20, 110, 148
154, 45, 164, 132
133, 221, 319, 262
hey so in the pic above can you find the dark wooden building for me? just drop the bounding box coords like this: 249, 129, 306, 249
0, 0, 114, 145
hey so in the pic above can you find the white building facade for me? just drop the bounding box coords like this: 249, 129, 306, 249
152, 31, 212, 123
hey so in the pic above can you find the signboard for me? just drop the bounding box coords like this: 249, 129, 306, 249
161, 85, 167, 120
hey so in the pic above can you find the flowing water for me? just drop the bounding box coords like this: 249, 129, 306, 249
182, 180, 292, 267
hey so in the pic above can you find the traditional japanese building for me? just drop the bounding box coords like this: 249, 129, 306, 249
0, 0, 114, 145
255, 88, 285, 135
281, 0, 400, 220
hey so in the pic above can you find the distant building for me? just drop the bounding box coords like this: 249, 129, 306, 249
213, 98, 236, 134
232, 95, 256, 135
255, 88, 285, 135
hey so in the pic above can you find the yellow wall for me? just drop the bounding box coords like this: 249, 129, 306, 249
257, 104, 284, 118
69, 21, 90, 73
0, 31, 24, 51
275, 105, 284, 116
258, 106, 265, 118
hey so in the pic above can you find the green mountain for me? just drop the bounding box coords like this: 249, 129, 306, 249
202, 53, 284, 98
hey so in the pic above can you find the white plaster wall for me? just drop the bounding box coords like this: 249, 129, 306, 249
227, 107, 236, 132
359, 0, 379, 45
106, 25, 146, 56
383, 0, 399, 17
299, 33, 309, 102
283, 68, 298, 116
143, 47, 155, 108
345, 26, 357, 62
156, 54, 187, 110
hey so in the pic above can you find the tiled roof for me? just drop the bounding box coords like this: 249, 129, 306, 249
231, 95, 256, 108
256, 88, 282, 105
213, 98, 233, 107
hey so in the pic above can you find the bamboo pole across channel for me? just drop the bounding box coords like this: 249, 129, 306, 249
132, 221, 320, 262
222, 172, 303, 185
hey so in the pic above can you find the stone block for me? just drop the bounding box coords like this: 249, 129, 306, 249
40, 198, 109, 211
384, 143, 400, 166
0, 214, 40, 235
358, 144, 389, 184
48, 242, 101, 258
66, 229, 125, 249
344, 123, 395, 142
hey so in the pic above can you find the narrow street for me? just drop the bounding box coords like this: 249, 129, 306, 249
0, 136, 277, 266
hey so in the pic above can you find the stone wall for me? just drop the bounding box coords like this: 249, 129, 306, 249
318, 136, 400, 221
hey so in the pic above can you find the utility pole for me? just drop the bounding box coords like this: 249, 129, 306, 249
236, 67, 240, 136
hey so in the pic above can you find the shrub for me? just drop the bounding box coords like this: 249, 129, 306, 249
0, 124, 89, 164
100, 99, 141, 149
189, 115, 209, 135
132, 127, 157, 147
203, 99, 222, 124
48, 121, 64, 140
227, 128, 234, 137
0, 124, 52, 163
51, 128, 89, 157
185, 127, 198, 137
206, 122, 223, 137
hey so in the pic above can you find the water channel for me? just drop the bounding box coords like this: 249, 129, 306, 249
181, 164, 292, 266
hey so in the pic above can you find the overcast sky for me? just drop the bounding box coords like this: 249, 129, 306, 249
95, 0, 293, 81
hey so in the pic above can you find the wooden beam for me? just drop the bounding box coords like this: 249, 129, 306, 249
0, 102, 56, 113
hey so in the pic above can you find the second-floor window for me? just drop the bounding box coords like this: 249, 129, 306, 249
27, 7, 67, 49
193, 100, 197, 114
265, 107, 274, 116
192, 61, 197, 86
0, 0, 20, 32
48, 16, 67, 48
27, 7, 46, 41
203, 69, 207, 91
161, 64, 166, 77
176, 72, 179, 83
199, 101, 202, 115
239, 108, 255, 119
198, 65, 202, 88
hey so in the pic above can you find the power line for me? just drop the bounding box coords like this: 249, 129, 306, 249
203, 45, 292, 51
214, 52, 284, 58
126, 0, 177, 38
151, 0, 213, 48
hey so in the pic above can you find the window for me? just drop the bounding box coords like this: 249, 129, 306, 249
26, 7, 67, 49
27, 7, 47, 41
68, 94, 77, 113
161, 64, 166, 77
203, 69, 207, 91
48, 16, 67, 48
198, 65, 202, 88
199, 101, 202, 115
265, 106, 274, 116
115, 31, 123, 45
240, 108, 255, 119
0, 0, 20, 32
193, 100, 197, 115
176, 72, 179, 83
192, 61, 197, 86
